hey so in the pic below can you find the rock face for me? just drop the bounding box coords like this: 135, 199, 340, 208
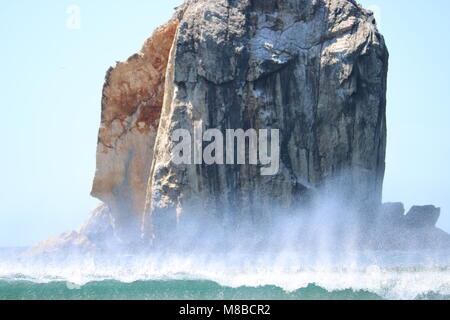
27, 204, 116, 257
377, 202, 405, 227
90, 18, 179, 240
143, 0, 388, 240
404, 205, 441, 228
372, 204, 450, 250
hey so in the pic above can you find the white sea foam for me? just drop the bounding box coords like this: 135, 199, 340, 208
1, 248, 450, 300
1, 181, 448, 300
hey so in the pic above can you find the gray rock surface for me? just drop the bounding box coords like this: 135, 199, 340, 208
369, 203, 450, 249
143, 0, 389, 240
377, 202, 405, 227
404, 205, 441, 228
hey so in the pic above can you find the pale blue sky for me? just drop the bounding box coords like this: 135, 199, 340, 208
0, 1, 449, 247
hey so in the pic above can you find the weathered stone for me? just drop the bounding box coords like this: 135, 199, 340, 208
90, 18, 179, 240
26, 204, 116, 257
377, 202, 405, 227
143, 0, 389, 241
404, 205, 441, 228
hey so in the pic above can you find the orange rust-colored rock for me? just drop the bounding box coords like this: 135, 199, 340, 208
99, 20, 178, 134
91, 19, 179, 238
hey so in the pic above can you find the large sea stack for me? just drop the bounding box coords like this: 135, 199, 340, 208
29, 0, 450, 255
144, 0, 388, 241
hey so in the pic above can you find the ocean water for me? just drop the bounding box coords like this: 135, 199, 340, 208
1, 248, 450, 300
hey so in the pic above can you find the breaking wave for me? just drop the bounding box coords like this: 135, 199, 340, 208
1, 248, 450, 300
2, 189, 449, 300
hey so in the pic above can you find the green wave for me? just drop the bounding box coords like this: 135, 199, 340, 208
0, 280, 383, 300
